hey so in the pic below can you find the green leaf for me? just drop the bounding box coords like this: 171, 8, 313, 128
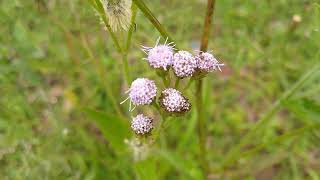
284, 99, 320, 124
157, 149, 202, 179
84, 108, 131, 151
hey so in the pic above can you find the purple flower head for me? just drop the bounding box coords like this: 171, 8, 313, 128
141, 37, 175, 71
159, 88, 191, 114
173, 51, 197, 78
195, 51, 224, 72
131, 114, 154, 135
121, 78, 157, 111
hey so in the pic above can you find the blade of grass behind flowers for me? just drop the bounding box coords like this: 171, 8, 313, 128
221, 63, 320, 170
132, 0, 176, 45
241, 123, 320, 158
80, 33, 125, 119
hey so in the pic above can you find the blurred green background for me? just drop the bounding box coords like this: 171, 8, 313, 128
1, 0, 320, 179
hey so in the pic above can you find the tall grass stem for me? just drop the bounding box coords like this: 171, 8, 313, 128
197, 0, 216, 178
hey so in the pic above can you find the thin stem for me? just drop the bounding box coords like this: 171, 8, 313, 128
195, 80, 209, 178
121, 5, 138, 85
160, 75, 169, 87
196, 0, 216, 179
184, 78, 194, 90
174, 78, 181, 89
200, 0, 216, 52
133, 0, 176, 45
125, 5, 138, 52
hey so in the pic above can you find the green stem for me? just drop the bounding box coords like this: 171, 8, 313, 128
133, 0, 176, 45
196, 0, 216, 178
125, 4, 138, 52
195, 80, 209, 179
160, 75, 169, 87
174, 78, 180, 89
121, 5, 138, 85
184, 78, 194, 90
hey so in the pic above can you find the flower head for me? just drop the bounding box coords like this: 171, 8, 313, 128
173, 51, 197, 77
195, 51, 224, 72
131, 114, 154, 135
103, 0, 132, 31
141, 37, 175, 71
121, 78, 157, 111
159, 88, 191, 114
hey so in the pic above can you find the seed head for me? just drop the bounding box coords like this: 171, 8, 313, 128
159, 88, 191, 114
195, 52, 224, 72
103, 0, 132, 32
173, 51, 197, 77
131, 114, 154, 135
141, 37, 175, 71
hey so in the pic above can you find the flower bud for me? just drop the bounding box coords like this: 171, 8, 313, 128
131, 114, 154, 135
193, 51, 224, 78
159, 88, 191, 115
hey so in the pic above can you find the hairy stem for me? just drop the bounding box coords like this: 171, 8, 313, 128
197, 0, 216, 178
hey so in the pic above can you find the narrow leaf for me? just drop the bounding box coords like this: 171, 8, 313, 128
84, 108, 131, 151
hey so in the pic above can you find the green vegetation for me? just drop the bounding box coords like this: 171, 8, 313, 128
1, 0, 320, 179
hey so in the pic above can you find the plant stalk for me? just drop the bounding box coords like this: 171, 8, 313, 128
133, 0, 176, 45
121, 4, 138, 85
197, 0, 216, 178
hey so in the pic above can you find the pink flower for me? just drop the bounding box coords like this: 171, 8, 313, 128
173, 51, 197, 77
131, 114, 154, 135
142, 37, 175, 70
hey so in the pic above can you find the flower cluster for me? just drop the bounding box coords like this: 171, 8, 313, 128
120, 78, 157, 111
142, 38, 223, 78
131, 114, 154, 135
159, 88, 190, 114
141, 37, 175, 71
121, 38, 223, 136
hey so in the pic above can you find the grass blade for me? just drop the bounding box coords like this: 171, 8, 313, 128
84, 108, 132, 151
221, 64, 320, 169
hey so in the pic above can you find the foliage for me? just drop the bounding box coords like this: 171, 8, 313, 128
0, 0, 320, 179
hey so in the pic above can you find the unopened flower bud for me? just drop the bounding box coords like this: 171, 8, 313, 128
159, 88, 191, 115
131, 114, 154, 135
195, 51, 224, 73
